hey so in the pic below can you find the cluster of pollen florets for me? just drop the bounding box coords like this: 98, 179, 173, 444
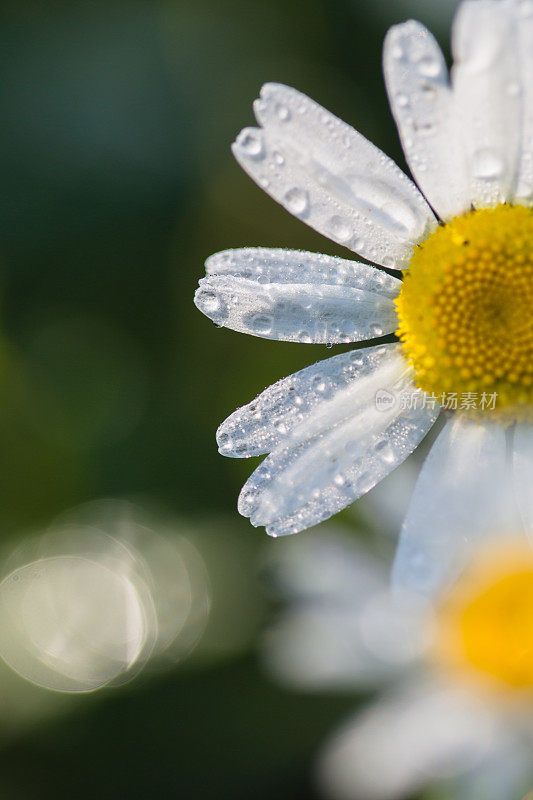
396, 205, 533, 421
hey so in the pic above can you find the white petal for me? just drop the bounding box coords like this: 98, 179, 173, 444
237, 352, 439, 536
262, 528, 386, 602
204, 248, 401, 297
393, 415, 520, 599
384, 21, 471, 220
232, 84, 436, 269
514, 1, 533, 204
512, 421, 533, 541
195, 249, 400, 344
448, 739, 533, 800
262, 531, 427, 690
318, 679, 500, 800
218, 343, 401, 458
451, 0, 522, 207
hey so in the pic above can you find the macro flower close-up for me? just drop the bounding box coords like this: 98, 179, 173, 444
195, 0, 533, 559
4, 0, 533, 796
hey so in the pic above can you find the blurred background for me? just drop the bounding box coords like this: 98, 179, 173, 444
0, 0, 461, 798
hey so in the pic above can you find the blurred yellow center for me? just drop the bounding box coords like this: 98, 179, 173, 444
396, 206, 533, 420
437, 548, 533, 689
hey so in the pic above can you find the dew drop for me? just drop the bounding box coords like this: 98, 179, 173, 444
374, 439, 395, 464
417, 56, 440, 78
298, 331, 313, 343
329, 215, 352, 243
198, 290, 220, 314
273, 150, 285, 166
333, 473, 346, 487
345, 440, 360, 458
250, 313, 274, 335
396, 93, 409, 108
312, 375, 327, 392
357, 471, 375, 493
349, 354, 364, 368
472, 148, 505, 180
284, 187, 309, 216
420, 84, 437, 101
391, 44, 403, 60
217, 432, 231, 449
238, 130, 264, 158
276, 103, 291, 122
370, 324, 384, 337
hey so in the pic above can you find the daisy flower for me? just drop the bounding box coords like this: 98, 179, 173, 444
195, 0, 533, 544
262, 524, 533, 800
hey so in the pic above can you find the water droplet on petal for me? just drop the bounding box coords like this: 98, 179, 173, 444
238, 130, 264, 158
199, 290, 220, 314
275, 103, 290, 122
329, 215, 352, 243
417, 56, 440, 78
472, 148, 505, 180
345, 440, 360, 458
396, 93, 409, 108
391, 44, 403, 60
283, 187, 309, 216
374, 439, 395, 464
250, 314, 274, 335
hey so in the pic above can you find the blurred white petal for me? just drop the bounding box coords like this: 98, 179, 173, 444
384, 20, 470, 220
445, 738, 533, 800
195, 248, 400, 344
233, 83, 436, 268
262, 531, 427, 690
318, 679, 500, 800
261, 528, 385, 602
356, 453, 422, 536
393, 416, 520, 599
512, 422, 533, 542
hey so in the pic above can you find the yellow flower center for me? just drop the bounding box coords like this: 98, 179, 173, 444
435, 545, 533, 691
396, 205, 533, 420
